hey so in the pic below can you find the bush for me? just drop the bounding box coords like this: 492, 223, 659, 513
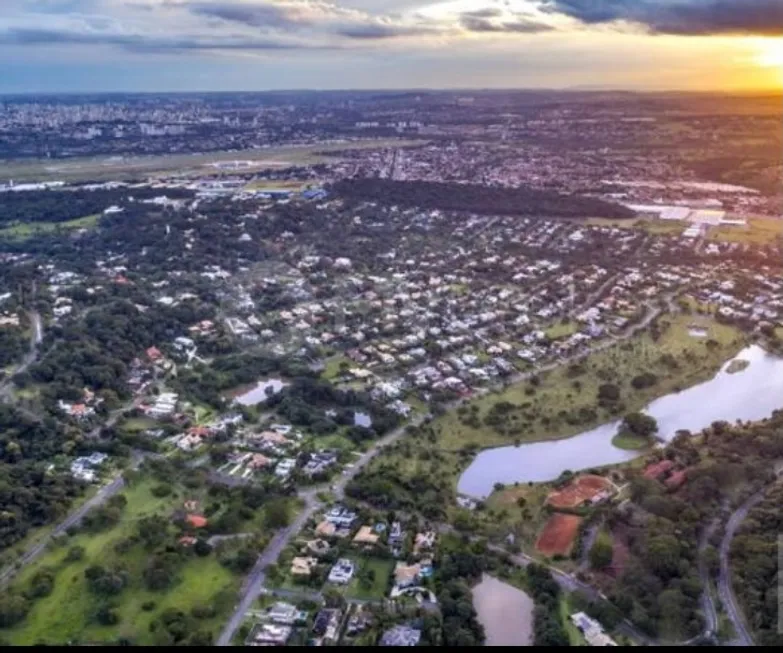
151, 484, 172, 498
65, 545, 86, 563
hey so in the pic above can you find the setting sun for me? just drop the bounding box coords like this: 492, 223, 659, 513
756, 39, 783, 68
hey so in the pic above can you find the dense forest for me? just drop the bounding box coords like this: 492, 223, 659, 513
730, 482, 783, 646
0, 188, 193, 227
604, 414, 783, 640
0, 406, 86, 551
331, 178, 635, 220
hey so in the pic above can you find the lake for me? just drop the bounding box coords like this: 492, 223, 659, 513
231, 378, 288, 406
472, 574, 534, 646
458, 345, 783, 498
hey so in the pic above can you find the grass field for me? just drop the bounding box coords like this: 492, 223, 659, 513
433, 313, 743, 451
340, 557, 393, 601
2, 479, 240, 645
560, 596, 586, 646
611, 432, 652, 451
119, 417, 158, 433
0, 214, 100, 240
322, 355, 351, 380
545, 321, 579, 341
585, 217, 686, 237
1, 139, 425, 184
585, 218, 639, 229
707, 217, 783, 245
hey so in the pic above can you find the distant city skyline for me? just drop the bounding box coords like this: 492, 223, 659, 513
1, 1, 781, 94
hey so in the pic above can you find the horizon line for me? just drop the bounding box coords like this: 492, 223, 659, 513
0, 87, 781, 98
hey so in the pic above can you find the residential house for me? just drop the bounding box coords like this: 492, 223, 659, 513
393, 562, 422, 590
268, 602, 299, 625
306, 539, 331, 556
380, 625, 422, 647
324, 506, 358, 529
643, 460, 675, 481
328, 559, 355, 584
290, 557, 318, 577
353, 526, 380, 546
315, 521, 337, 537
414, 531, 436, 554
246, 623, 292, 646
312, 609, 342, 640
570, 612, 617, 646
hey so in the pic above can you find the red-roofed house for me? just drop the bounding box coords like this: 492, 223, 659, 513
665, 470, 688, 491
146, 346, 163, 362
643, 459, 675, 481
186, 514, 208, 528
187, 426, 212, 438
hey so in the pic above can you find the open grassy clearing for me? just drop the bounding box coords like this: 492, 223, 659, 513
636, 219, 687, 236
560, 596, 587, 646
611, 432, 652, 451
340, 556, 394, 601
118, 416, 158, 433
707, 217, 783, 245
545, 321, 579, 340
585, 217, 639, 229
2, 479, 241, 645
321, 354, 351, 380
0, 214, 100, 240
434, 313, 743, 451
1, 139, 426, 183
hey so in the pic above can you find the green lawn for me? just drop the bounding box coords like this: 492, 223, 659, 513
0, 214, 100, 240
637, 219, 687, 236
708, 217, 783, 246
322, 355, 351, 380
2, 479, 240, 645
341, 557, 393, 601
434, 313, 743, 451
560, 596, 586, 646
119, 417, 157, 433
611, 432, 653, 451
545, 321, 579, 341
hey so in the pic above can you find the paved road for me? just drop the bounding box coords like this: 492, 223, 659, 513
697, 514, 722, 640
215, 301, 673, 644
215, 411, 429, 646
216, 497, 322, 646
718, 489, 769, 647
0, 311, 43, 399
0, 450, 150, 587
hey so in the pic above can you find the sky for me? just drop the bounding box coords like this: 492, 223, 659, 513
1, 0, 782, 93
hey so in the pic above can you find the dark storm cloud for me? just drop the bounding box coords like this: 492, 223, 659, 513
460, 10, 554, 34
0, 25, 323, 51
334, 22, 438, 39
186, 0, 440, 40
188, 1, 303, 29
542, 0, 783, 36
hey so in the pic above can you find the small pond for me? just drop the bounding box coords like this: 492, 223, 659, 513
231, 378, 288, 406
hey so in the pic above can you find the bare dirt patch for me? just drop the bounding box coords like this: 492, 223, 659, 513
546, 475, 613, 509
536, 514, 583, 557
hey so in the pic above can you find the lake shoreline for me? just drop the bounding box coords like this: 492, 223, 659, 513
458, 344, 783, 498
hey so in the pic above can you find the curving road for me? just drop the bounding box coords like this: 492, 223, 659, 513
718, 489, 769, 647
697, 515, 722, 640
215, 303, 672, 645
0, 450, 149, 587
0, 311, 43, 397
